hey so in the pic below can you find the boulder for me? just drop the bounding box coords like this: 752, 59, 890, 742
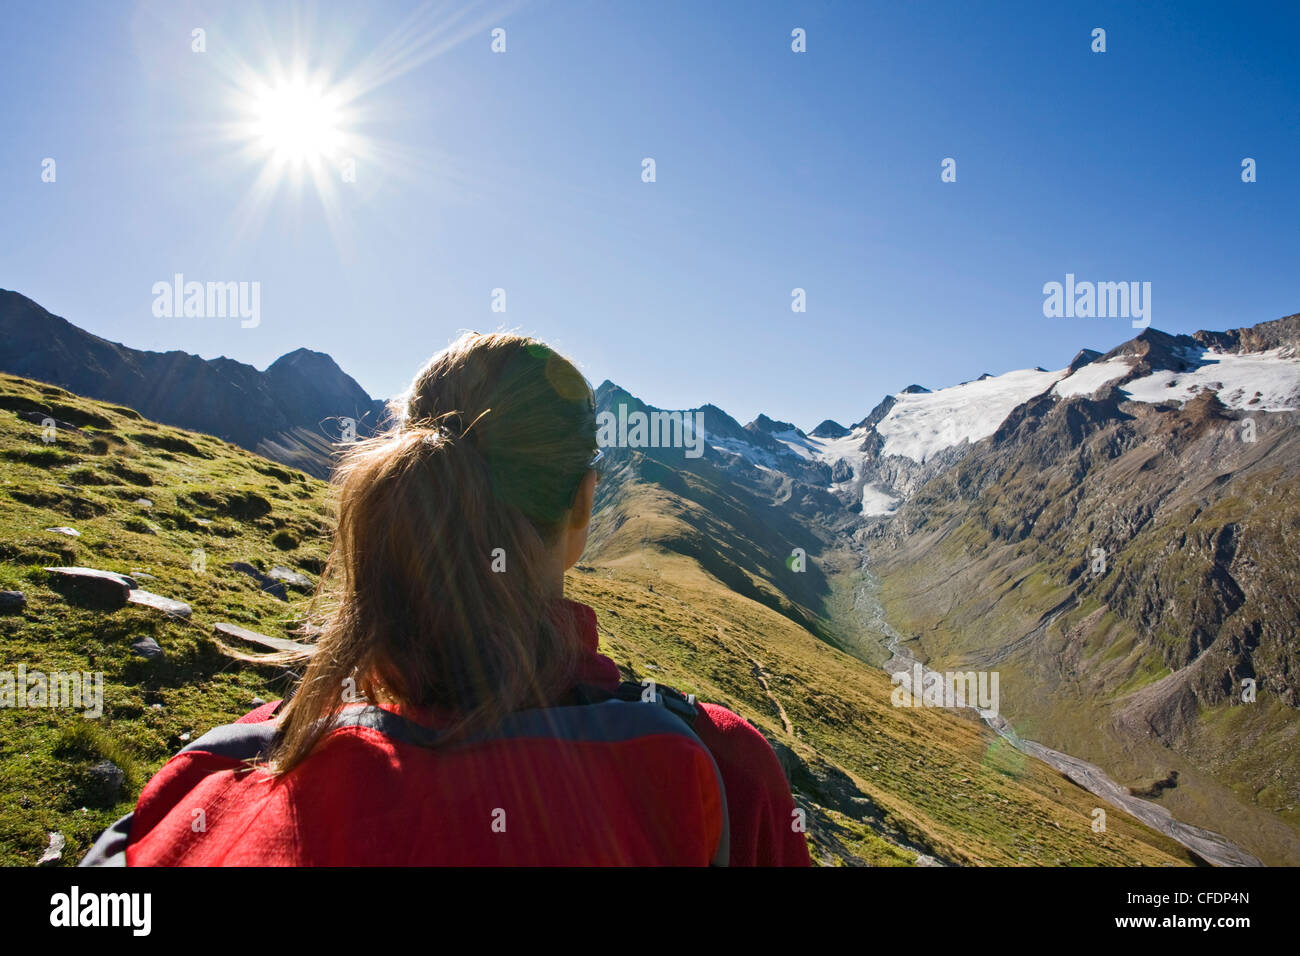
44, 567, 136, 609
0, 591, 25, 613
85, 759, 126, 804
130, 636, 165, 660
126, 589, 192, 618
37, 832, 65, 866
214, 621, 314, 655
18, 410, 81, 432
267, 566, 314, 590
227, 562, 288, 600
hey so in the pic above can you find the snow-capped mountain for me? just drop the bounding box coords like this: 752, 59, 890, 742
671, 315, 1300, 520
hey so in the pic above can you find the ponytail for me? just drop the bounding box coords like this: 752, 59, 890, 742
267, 333, 597, 772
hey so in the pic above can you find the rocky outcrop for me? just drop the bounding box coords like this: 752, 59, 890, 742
810, 419, 849, 438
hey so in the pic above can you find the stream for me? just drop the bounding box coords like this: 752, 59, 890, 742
851, 569, 1263, 867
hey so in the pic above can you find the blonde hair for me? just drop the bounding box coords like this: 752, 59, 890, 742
267, 332, 599, 773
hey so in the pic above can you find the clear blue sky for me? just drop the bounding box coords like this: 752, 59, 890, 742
3, 0, 1298, 429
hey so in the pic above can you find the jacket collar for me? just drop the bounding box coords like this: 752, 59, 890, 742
553, 597, 621, 690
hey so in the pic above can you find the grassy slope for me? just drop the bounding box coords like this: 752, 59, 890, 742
0, 373, 1193, 866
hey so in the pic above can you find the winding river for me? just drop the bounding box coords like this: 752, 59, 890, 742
851, 569, 1263, 867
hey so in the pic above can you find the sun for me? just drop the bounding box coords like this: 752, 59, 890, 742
248, 76, 345, 166
221, 61, 370, 235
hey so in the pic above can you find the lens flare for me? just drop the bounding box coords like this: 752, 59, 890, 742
249, 76, 345, 166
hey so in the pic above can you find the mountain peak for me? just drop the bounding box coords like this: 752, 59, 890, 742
1069, 348, 1103, 372
810, 419, 850, 438
748, 413, 799, 435
1193, 312, 1300, 354
1101, 327, 1201, 372
267, 348, 345, 375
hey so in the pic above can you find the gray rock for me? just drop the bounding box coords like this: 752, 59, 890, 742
126, 589, 192, 618
227, 562, 288, 600
18, 410, 81, 432
44, 567, 136, 609
267, 566, 314, 590
133, 498, 153, 508
130, 636, 164, 660
214, 621, 314, 655
0, 590, 25, 612
86, 759, 126, 803
37, 831, 65, 866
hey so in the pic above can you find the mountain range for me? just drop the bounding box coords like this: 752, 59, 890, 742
0, 290, 387, 478
2, 287, 1297, 863
584, 310, 1300, 864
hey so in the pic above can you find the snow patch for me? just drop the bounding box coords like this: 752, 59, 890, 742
875, 367, 1066, 463
708, 437, 783, 470
1120, 348, 1300, 411
861, 483, 900, 516
1052, 358, 1132, 398
770, 429, 821, 460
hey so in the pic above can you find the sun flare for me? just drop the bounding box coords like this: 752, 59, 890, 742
214, 5, 455, 235
248, 76, 345, 166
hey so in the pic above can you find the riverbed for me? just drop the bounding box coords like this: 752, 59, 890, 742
852, 568, 1262, 867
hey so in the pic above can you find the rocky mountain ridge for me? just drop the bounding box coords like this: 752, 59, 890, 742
0, 291, 387, 478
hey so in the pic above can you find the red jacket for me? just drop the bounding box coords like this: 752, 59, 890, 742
87, 600, 811, 867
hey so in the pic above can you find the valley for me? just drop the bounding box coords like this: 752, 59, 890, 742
848, 553, 1261, 866
1, 290, 1297, 866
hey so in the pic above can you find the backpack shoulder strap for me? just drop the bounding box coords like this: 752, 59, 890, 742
572, 679, 702, 729
567, 680, 729, 865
